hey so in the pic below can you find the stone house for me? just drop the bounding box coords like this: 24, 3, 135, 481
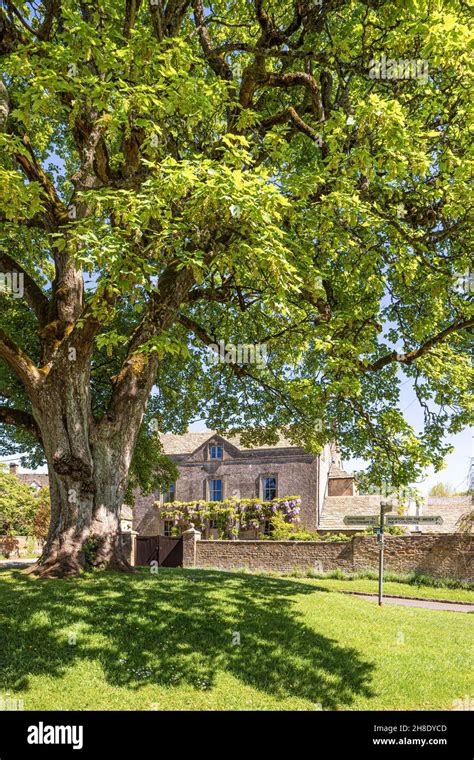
134, 431, 357, 537
133, 431, 471, 537
9, 462, 49, 490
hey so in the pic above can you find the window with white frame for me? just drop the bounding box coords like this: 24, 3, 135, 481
209, 445, 223, 460
262, 476, 277, 501
209, 479, 223, 501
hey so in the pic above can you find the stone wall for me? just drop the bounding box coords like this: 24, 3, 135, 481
121, 531, 137, 566
0, 535, 43, 558
352, 534, 473, 581
196, 538, 354, 573
182, 528, 200, 567
192, 533, 473, 581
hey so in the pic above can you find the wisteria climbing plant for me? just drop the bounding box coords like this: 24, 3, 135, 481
158, 497, 302, 539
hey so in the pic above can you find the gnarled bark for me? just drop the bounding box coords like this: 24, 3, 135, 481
29, 401, 138, 578
27, 347, 153, 578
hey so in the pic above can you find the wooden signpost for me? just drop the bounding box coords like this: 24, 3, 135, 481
344, 504, 443, 606
344, 516, 379, 526
386, 515, 443, 525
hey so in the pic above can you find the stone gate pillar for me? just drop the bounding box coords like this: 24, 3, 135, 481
182, 527, 201, 567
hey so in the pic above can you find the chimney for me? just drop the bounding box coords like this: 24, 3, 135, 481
9, 462, 19, 476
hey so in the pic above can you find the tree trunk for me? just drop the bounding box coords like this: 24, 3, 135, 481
31, 456, 133, 579
17, 261, 191, 579
29, 434, 136, 578
27, 361, 146, 578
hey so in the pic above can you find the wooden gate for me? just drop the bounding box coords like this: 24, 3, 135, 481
135, 536, 159, 566
135, 535, 183, 567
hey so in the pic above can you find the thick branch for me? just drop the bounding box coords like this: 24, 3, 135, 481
266, 71, 324, 121
0, 329, 41, 391
254, 0, 301, 44
187, 284, 239, 304
259, 105, 322, 142
6, 0, 60, 41
14, 135, 68, 226
149, 0, 164, 40
71, 114, 110, 190
1, 80, 67, 228
0, 251, 50, 324
193, 0, 233, 81
4, 1, 36, 36
106, 264, 196, 425
299, 287, 332, 321
37, 0, 60, 41
365, 318, 474, 372
0, 77, 9, 130
0, 7, 27, 53
0, 405, 41, 440
123, 0, 142, 38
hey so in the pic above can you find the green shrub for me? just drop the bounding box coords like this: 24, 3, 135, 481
267, 515, 353, 542
0, 466, 46, 536
81, 535, 106, 569
324, 569, 347, 580
302, 567, 473, 590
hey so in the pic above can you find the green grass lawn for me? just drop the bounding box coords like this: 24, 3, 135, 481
286, 577, 474, 603
0, 567, 472, 711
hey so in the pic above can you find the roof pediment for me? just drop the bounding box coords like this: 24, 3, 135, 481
192, 433, 241, 457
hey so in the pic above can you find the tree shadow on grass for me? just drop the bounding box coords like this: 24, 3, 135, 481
0, 568, 375, 708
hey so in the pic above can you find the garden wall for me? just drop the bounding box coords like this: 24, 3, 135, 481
0, 535, 43, 558
191, 533, 474, 582
195, 537, 354, 573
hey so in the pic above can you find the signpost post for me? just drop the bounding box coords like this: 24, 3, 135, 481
377, 499, 394, 606
343, 506, 443, 607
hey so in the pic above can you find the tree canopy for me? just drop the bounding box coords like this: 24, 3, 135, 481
0, 0, 472, 494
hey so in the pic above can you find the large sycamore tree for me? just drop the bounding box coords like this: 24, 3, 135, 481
0, 0, 472, 576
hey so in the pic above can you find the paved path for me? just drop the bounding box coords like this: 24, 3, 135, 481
347, 592, 474, 613
0, 559, 35, 569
